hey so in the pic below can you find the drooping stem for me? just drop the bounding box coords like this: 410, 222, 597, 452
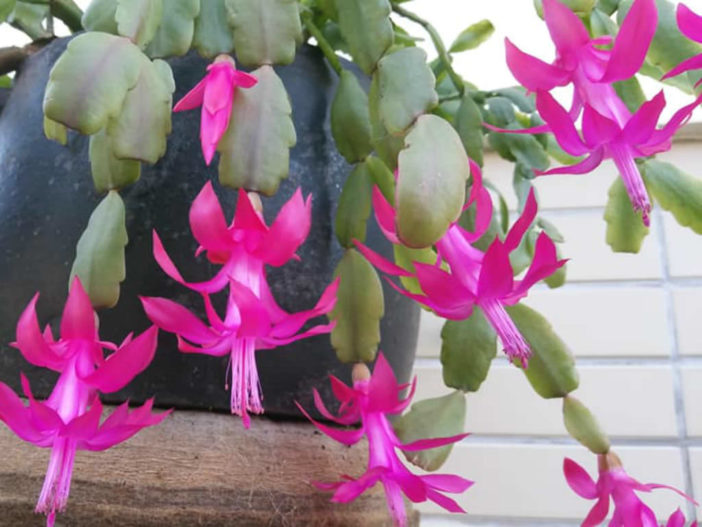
300, 11, 343, 76
391, 4, 465, 96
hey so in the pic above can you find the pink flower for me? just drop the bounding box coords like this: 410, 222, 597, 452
143, 182, 337, 427
296, 353, 473, 527
506, 0, 656, 126
0, 278, 168, 527
152, 181, 312, 295
141, 278, 338, 428
355, 162, 566, 365
173, 55, 258, 165
666, 508, 699, 527
534, 90, 702, 226
564, 454, 697, 527
663, 3, 702, 82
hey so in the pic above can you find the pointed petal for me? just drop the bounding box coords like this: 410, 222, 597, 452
177, 335, 230, 356
414, 262, 475, 311
505, 38, 571, 91
255, 189, 312, 266
400, 433, 470, 451
623, 91, 666, 145
152, 230, 233, 294
384, 276, 475, 320
504, 189, 537, 252
662, 53, 702, 80
536, 150, 605, 176
140, 296, 216, 345
295, 402, 364, 445
331, 468, 384, 503
563, 458, 599, 500
535, 91, 589, 156
232, 70, 258, 89
0, 381, 50, 444
233, 188, 267, 232
666, 509, 687, 527
63, 398, 102, 440
678, 3, 702, 43
330, 375, 357, 405
543, 0, 591, 58
202, 64, 235, 114
421, 474, 474, 493
367, 353, 401, 412
189, 182, 233, 254
425, 488, 467, 513
465, 160, 494, 240
354, 241, 413, 277
227, 280, 271, 338
582, 496, 610, 527
81, 326, 158, 393
506, 232, 567, 304
61, 277, 97, 340
13, 294, 64, 370
312, 389, 353, 425
268, 279, 339, 339
372, 186, 400, 244
599, 0, 657, 82
173, 79, 206, 112
582, 105, 621, 147
260, 321, 336, 348
477, 240, 514, 299
21, 374, 63, 432
641, 93, 702, 151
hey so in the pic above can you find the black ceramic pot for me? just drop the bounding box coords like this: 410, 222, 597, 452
0, 38, 420, 417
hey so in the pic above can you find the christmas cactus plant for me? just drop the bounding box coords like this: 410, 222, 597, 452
0, 0, 701, 525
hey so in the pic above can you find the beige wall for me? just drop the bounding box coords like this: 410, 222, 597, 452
415, 141, 702, 525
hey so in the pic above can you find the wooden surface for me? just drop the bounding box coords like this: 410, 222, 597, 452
0, 409, 418, 526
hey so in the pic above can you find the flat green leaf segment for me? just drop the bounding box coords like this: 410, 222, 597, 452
146, 0, 201, 57
506, 304, 579, 399
70, 191, 128, 309
394, 391, 466, 471
334, 0, 393, 75
643, 160, 702, 235
563, 396, 610, 455
604, 176, 649, 253
89, 128, 141, 193
440, 311, 497, 392
116, 0, 163, 48
449, 20, 495, 53
82, 0, 118, 33
533, 0, 595, 17
43, 32, 144, 135
619, 0, 702, 92
331, 70, 373, 164
377, 47, 438, 135
218, 65, 296, 195
335, 162, 373, 247
7, 2, 49, 40
43, 116, 67, 145
108, 58, 175, 163
226, 0, 302, 67
330, 249, 384, 363
397, 115, 470, 248
193, 0, 234, 58
368, 73, 405, 170
455, 95, 484, 166
0, 0, 17, 22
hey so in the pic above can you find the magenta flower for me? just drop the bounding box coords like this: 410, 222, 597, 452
564, 455, 697, 527
297, 353, 473, 527
534, 90, 702, 226
173, 55, 257, 165
141, 278, 338, 428
663, 4, 702, 82
355, 162, 566, 365
506, 0, 656, 125
143, 182, 337, 427
152, 181, 312, 295
0, 278, 168, 527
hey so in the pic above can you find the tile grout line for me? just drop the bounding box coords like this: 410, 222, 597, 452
654, 205, 697, 520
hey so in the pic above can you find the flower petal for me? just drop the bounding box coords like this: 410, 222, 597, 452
535, 91, 589, 156
640, 93, 702, 151
421, 474, 474, 493
354, 241, 413, 277
233, 188, 267, 232
367, 353, 401, 412
582, 105, 621, 147
227, 279, 272, 338
563, 458, 598, 499
505, 38, 571, 92
662, 53, 702, 80
173, 79, 206, 112
295, 401, 364, 445
543, 0, 590, 61
256, 189, 312, 266
331, 468, 385, 503
414, 262, 475, 311
599, 0, 657, 82
400, 432, 470, 452
372, 186, 401, 244
425, 488, 466, 513
622, 91, 666, 146
536, 150, 605, 176
189, 182, 233, 254
60, 277, 97, 340
140, 296, 216, 345
268, 279, 339, 339
232, 70, 258, 89
0, 381, 51, 444
505, 232, 567, 304
477, 240, 514, 299
504, 189, 537, 252
202, 64, 235, 114
13, 294, 64, 370
63, 397, 102, 440
678, 3, 702, 43
582, 496, 610, 527
81, 326, 158, 393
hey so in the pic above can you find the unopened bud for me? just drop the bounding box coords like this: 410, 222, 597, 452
214, 54, 236, 67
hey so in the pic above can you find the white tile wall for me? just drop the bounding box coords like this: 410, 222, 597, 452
414, 143, 702, 525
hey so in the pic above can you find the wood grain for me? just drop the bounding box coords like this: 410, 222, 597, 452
0, 409, 418, 526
